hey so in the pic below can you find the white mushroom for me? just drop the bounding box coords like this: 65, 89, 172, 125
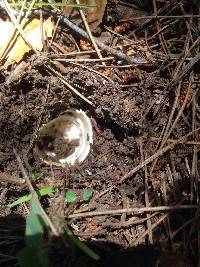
35, 109, 93, 166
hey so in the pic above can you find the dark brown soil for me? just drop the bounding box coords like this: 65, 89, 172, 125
0, 0, 199, 266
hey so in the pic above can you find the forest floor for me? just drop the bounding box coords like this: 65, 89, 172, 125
0, 1, 199, 266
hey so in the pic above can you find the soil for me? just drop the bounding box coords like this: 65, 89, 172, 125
0, 0, 199, 266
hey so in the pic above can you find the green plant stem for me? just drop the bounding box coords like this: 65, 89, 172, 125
65, 226, 100, 261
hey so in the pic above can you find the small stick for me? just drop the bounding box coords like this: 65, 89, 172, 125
131, 213, 168, 245
76, 0, 105, 64
0, 171, 25, 185
56, 57, 113, 62
121, 14, 200, 21
150, 75, 192, 175
68, 205, 199, 219
68, 61, 114, 83
120, 126, 200, 183
45, 63, 94, 106
139, 140, 153, 244
103, 213, 158, 229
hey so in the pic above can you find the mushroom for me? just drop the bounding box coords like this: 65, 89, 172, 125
35, 109, 93, 166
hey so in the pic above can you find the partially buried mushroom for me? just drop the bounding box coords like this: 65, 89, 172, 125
35, 109, 93, 166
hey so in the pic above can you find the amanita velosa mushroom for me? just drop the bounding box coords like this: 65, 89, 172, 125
35, 109, 93, 166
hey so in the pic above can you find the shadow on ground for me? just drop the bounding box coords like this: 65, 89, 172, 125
0, 214, 195, 267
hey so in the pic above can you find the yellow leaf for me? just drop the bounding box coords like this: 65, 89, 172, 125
0, 18, 54, 67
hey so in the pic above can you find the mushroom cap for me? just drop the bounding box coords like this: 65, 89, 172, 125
35, 109, 93, 166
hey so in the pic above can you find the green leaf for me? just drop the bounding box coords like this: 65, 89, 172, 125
7, 187, 56, 208
25, 197, 49, 246
18, 247, 42, 267
8, 194, 32, 208
82, 190, 93, 202
33, 174, 44, 182
65, 191, 77, 203
26, 199, 44, 247
65, 226, 100, 261
18, 246, 49, 267
18, 198, 49, 267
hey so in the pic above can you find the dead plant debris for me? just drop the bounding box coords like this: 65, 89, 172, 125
0, 0, 200, 266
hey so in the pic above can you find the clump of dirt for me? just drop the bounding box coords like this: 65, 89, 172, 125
0, 63, 143, 175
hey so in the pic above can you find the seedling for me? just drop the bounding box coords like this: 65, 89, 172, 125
83, 190, 93, 202
65, 191, 77, 203
9, 159, 97, 264
65, 189, 93, 203
7, 187, 56, 208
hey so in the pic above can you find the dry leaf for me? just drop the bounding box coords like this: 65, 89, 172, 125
0, 18, 54, 67
63, 0, 107, 31
84, 0, 107, 31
